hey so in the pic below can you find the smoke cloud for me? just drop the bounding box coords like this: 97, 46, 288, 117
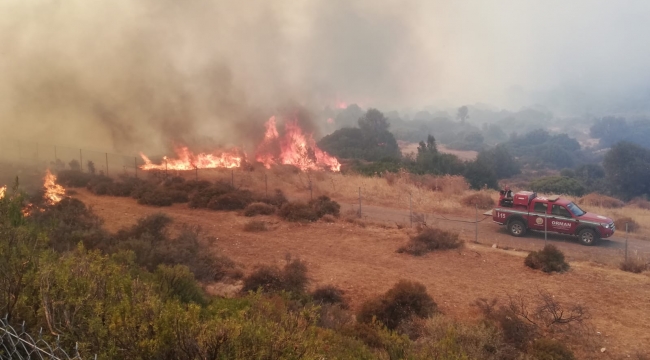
1, 0, 649, 154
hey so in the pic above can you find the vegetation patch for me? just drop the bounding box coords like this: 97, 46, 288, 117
615, 216, 640, 233
312, 285, 348, 309
357, 280, 437, 330
530, 176, 586, 196
620, 258, 648, 273
243, 220, 268, 232
397, 228, 462, 256
577, 193, 625, 208
529, 338, 575, 360
308, 195, 341, 217
524, 245, 570, 273
244, 202, 276, 217
242, 258, 309, 294
460, 192, 495, 209
279, 201, 320, 222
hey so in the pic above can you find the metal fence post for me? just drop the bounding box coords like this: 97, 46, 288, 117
265, 173, 268, 197
625, 222, 629, 262
475, 204, 478, 243
358, 187, 362, 218
195, 166, 198, 181
80, 149, 83, 172
409, 193, 413, 228
309, 179, 313, 200
105, 153, 109, 176
134, 157, 138, 178
231, 169, 234, 187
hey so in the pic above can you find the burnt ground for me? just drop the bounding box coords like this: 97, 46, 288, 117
72, 189, 650, 359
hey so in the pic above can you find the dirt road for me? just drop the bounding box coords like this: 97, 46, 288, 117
340, 202, 650, 267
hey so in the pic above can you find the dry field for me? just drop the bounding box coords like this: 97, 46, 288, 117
72, 182, 650, 359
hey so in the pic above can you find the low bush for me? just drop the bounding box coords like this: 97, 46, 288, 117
615, 216, 640, 233
620, 258, 647, 273
309, 196, 341, 217
529, 338, 575, 360
259, 189, 288, 207
312, 285, 347, 308
166, 189, 189, 203
242, 258, 309, 294
321, 214, 336, 223
244, 202, 276, 217
137, 190, 173, 206
397, 228, 462, 256
188, 182, 235, 208
524, 245, 569, 273
628, 197, 650, 210
279, 201, 319, 222
207, 190, 253, 210
357, 280, 437, 330
460, 192, 495, 210
577, 193, 624, 208
56, 170, 93, 187
243, 220, 267, 232
530, 176, 585, 196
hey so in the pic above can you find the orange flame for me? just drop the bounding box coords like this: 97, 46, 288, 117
0, 185, 6, 200
139, 146, 244, 170
44, 169, 65, 205
255, 116, 341, 172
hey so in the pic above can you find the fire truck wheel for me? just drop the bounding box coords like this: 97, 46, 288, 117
578, 228, 598, 246
507, 220, 526, 237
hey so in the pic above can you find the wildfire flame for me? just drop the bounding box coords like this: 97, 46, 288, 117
140, 146, 244, 171
255, 116, 341, 172
0, 185, 6, 200
44, 169, 65, 205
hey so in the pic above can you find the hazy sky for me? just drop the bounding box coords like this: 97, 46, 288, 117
1, 0, 648, 152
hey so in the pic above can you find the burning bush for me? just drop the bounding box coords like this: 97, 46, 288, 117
309, 196, 341, 217
577, 193, 624, 208
279, 201, 319, 222
242, 258, 309, 294
461, 192, 495, 210
244, 202, 276, 217
615, 216, 640, 233
524, 245, 569, 273
620, 258, 648, 273
357, 280, 437, 330
137, 190, 173, 207
397, 228, 462, 256
243, 220, 268, 232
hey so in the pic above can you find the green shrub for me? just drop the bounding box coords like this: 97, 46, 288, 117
312, 285, 347, 309
137, 190, 173, 206
207, 190, 253, 210
529, 338, 575, 360
309, 196, 341, 217
279, 201, 319, 222
357, 280, 437, 330
166, 189, 189, 203
155, 264, 207, 305
188, 182, 235, 208
259, 189, 288, 207
242, 259, 309, 294
243, 220, 267, 232
56, 170, 93, 187
244, 202, 276, 217
530, 176, 585, 196
397, 228, 462, 256
525, 245, 569, 273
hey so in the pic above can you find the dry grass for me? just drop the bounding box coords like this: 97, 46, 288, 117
629, 197, 650, 210
620, 258, 648, 273
243, 220, 268, 232
615, 217, 640, 233
578, 193, 625, 208
460, 192, 496, 210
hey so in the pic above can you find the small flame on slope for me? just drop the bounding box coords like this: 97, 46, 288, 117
140, 146, 244, 170
44, 169, 65, 205
0, 185, 6, 200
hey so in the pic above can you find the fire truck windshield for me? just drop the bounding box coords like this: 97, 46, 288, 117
567, 202, 586, 216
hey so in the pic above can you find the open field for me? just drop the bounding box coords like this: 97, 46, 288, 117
73, 188, 650, 358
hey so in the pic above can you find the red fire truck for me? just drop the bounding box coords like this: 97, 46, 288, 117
491, 187, 615, 246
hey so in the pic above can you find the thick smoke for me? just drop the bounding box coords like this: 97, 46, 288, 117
2, 0, 650, 155
0, 0, 434, 154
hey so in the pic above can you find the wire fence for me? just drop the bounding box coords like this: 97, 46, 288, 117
0, 316, 90, 360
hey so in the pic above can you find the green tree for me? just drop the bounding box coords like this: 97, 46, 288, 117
463, 161, 498, 190
603, 142, 650, 199
476, 144, 520, 179
457, 106, 469, 125
530, 176, 586, 196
